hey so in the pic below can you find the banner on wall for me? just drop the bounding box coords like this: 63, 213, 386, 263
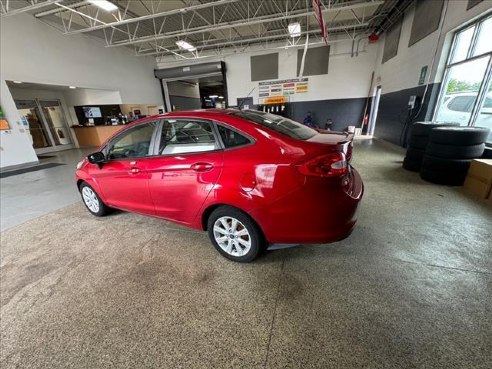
0, 106, 10, 130
258, 78, 309, 104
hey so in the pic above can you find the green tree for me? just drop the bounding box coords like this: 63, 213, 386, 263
447, 78, 481, 93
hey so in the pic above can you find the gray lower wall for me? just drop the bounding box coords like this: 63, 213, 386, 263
374, 83, 441, 146
289, 97, 367, 131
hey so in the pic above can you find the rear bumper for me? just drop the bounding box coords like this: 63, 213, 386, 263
250, 167, 363, 244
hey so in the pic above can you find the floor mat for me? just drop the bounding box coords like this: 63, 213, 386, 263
0, 163, 65, 179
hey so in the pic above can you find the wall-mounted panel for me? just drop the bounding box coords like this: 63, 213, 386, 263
408, 0, 444, 46
382, 20, 402, 64
250, 53, 278, 81
296, 46, 330, 76
467, 0, 483, 10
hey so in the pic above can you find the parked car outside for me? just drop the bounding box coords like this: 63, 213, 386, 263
435, 92, 492, 142
75, 109, 363, 262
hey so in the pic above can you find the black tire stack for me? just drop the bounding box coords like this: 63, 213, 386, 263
420, 127, 490, 185
403, 122, 459, 172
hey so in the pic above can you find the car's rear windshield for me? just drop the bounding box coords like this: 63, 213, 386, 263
232, 110, 317, 140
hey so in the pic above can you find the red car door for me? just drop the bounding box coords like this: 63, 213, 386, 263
147, 119, 223, 225
90, 121, 158, 215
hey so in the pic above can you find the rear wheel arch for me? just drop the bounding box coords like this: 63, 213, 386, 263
201, 203, 266, 241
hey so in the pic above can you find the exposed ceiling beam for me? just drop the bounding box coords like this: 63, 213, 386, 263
138, 22, 370, 57
105, 1, 383, 48
1, 0, 59, 17
34, 1, 89, 18
62, 0, 240, 35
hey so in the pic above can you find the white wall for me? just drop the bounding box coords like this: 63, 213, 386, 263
0, 12, 164, 169
0, 81, 39, 168
157, 36, 379, 105
374, 0, 492, 94
1, 13, 162, 105
226, 39, 378, 105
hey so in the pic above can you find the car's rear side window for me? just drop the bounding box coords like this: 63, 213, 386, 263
232, 110, 317, 140
217, 125, 251, 148
158, 119, 219, 155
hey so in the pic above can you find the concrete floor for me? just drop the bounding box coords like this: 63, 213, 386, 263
0, 148, 94, 231
1, 139, 491, 368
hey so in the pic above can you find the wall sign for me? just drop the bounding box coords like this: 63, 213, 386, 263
258, 78, 309, 104
0, 106, 10, 130
419, 65, 428, 85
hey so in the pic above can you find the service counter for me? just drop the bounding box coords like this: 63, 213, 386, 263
73, 125, 125, 147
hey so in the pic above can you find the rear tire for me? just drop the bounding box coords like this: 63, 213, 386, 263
79, 182, 110, 217
426, 142, 485, 159
429, 127, 490, 146
402, 156, 421, 172
420, 155, 471, 186
207, 206, 265, 262
410, 122, 459, 137
420, 168, 467, 186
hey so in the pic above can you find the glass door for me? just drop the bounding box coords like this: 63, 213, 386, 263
39, 100, 72, 146
14, 99, 73, 153
15, 100, 53, 149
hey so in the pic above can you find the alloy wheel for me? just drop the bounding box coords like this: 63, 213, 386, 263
213, 216, 252, 257
82, 186, 100, 213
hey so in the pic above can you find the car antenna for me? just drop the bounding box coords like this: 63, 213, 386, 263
238, 87, 255, 111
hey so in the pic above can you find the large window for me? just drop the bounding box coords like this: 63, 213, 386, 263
434, 15, 492, 144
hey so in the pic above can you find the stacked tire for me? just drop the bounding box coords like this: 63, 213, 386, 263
420, 127, 490, 185
403, 122, 459, 172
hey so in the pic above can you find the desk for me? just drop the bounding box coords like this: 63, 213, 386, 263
73, 125, 125, 147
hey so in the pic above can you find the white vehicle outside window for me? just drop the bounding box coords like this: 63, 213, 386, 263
433, 15, 492, 144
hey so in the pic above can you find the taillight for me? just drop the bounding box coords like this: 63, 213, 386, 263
297, 152, 348, 178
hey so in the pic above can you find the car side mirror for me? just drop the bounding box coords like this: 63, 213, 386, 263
87, 152, 106, 167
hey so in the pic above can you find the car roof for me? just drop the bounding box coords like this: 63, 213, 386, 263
158, 108, 238, 119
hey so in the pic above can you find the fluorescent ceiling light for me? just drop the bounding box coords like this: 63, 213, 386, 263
176, 40, 196, 51
209, 95, 218, 98
13, 80, 23, 84
88, 0, 118, 12
288, 22, 301, 38
69, 86, 77, 89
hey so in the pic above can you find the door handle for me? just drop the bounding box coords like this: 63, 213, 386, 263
128, 167, 140, 174
191, 162, 214, 172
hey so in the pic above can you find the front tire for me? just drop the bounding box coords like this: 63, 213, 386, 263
207, 206, 265, 262
79, 182, 110, 217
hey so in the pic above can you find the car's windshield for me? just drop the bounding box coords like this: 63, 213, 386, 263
232, 110, 317, 140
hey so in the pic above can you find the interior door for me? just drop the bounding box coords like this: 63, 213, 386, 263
148, 119, 223, 225
39, 100, 72, 146
90, 121, 159, 215
15, 100, 53, 149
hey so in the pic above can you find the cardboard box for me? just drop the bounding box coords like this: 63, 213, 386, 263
464, 159, 492, 199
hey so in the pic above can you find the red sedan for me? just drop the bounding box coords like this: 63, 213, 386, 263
75, 109, 363, 262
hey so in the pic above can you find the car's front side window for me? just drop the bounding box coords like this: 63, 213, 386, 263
107, 122, 157, 160
158, 119, 219, 155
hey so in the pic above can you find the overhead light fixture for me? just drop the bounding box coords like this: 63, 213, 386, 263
209, 95, 218, 99
176, 40, 196, 51
13, 80, 23, 84
218, 96, 224, 99
88, 0, 118, 12
288, 22, 301, 38
69, 86, 77, 89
